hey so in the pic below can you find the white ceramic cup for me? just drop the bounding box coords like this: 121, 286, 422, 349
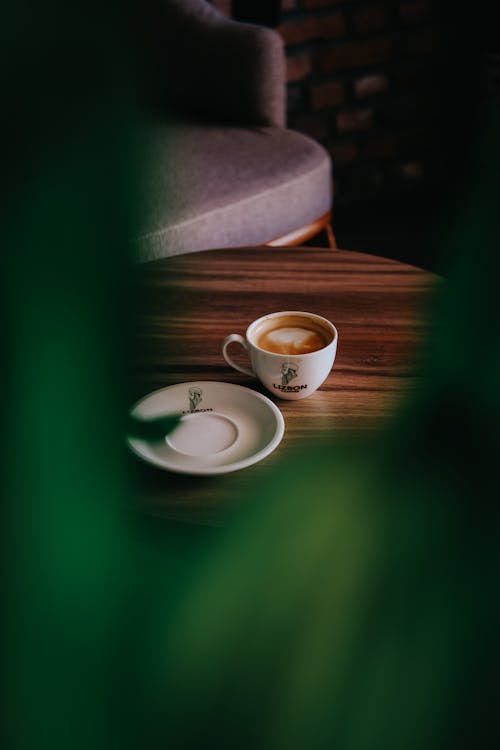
222, 311, 338, 400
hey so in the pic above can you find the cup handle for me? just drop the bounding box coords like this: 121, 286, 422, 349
222, 334, 255, 377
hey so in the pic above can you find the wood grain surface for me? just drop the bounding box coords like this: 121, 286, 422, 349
130, 247, 440, 524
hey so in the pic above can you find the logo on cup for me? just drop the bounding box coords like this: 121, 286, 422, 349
273, 361, 308, 392
281, 362, 298, 386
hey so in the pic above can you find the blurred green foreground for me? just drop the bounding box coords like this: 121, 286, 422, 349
2, 3, 499, 749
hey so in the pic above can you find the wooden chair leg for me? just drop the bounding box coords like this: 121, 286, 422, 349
325, 222, 337, 250
266, 211, 337, 249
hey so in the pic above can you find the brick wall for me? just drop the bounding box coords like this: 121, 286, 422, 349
279, 0, 451, 205
212, 0, 475, 206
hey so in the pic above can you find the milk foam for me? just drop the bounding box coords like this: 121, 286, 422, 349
268, 327, 313, 345
256, 322, 328, 354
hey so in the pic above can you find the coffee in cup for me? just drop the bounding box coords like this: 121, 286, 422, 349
253, 313, 331, 355
222, 311, 338, 400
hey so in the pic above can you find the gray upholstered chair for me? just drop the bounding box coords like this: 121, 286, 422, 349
134, 0, 335, 261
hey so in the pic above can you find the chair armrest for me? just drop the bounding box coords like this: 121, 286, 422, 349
149, 0, 286, 127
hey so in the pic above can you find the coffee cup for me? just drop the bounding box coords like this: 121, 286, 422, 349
222, 311, 338, 400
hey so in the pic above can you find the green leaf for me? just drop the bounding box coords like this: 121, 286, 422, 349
127, 413, 183, 441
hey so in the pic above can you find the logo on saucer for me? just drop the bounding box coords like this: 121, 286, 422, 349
189, 387, 203, 412
184, 387, 214, 415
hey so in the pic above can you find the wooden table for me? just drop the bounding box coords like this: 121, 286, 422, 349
130, 247, 439, 524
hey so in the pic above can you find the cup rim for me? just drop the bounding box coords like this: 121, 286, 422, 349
246, 311, 337, 357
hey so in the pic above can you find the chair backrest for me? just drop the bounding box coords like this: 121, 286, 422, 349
140, 0, 286, 127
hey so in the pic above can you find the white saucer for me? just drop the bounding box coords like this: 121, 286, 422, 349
127, 381, 285, 475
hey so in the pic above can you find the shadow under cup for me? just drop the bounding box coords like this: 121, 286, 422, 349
224, 311, 338, 400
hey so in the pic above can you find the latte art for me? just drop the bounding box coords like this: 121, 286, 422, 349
254, 315, 331, 355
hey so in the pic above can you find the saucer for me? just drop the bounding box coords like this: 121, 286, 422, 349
127, 381, 285, 475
